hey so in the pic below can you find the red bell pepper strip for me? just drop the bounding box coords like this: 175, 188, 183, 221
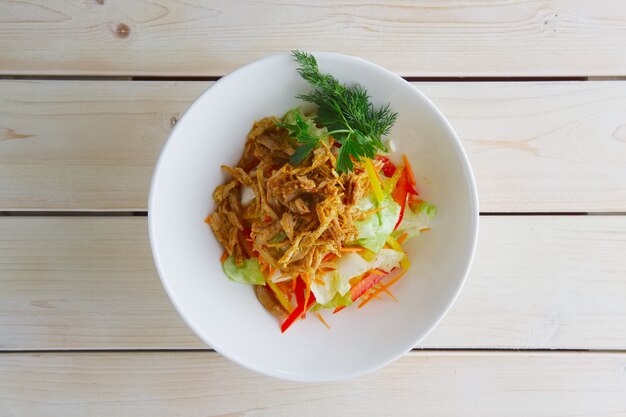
391, 165, 421, 230
375, 155, 396, 177
333, 269, 388, 314
281, 278, 316, 333
392, 168, 407, 204
394, 200, 407, 231
406, 181, 418, 196
294, 275, 304, 307
401, 155, 419, 195
392, 169, 409, 230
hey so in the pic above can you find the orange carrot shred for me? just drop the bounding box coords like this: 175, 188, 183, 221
314, 277, 325, 285
322, 252, 337, 262
278, 281, 291, 297
220, 251, 228, 263
358, 290, 383, 308
396, 232, 409, 245
369, 282, 396, 301
403, 154, 416, 186
315, 312, 331, 329
359, 269, 408, 309
363, 206, 386, 217
340, 246, 363, 253
377, 284, 399, 302
384, 269, 409, 289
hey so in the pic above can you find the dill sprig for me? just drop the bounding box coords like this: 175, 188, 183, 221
287, 50, 397, 173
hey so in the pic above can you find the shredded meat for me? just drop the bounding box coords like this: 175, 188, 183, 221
208, 117, 370, 275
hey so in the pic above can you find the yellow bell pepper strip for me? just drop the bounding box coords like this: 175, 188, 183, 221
266, 277, 294, 314
364, 158, 385, 204
386, 235, 411, 270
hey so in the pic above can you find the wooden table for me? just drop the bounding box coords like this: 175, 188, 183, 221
2, 1, 626, 415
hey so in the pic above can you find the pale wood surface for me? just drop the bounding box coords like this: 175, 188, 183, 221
2, 1, 626, 77
2, 80, 626, 212
0, 80, 204, 211
2, 215, 625, 351
3, 2, 626, 412
1, 351, 626, 417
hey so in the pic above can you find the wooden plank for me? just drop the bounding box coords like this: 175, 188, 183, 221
0, 80, 208, 211
2, 80, 626, 212
419, 82, 626, 212
2, 1, 626, 76
2, 215, 626, 350
0, 216, 200, 349
1, 351, 625, 416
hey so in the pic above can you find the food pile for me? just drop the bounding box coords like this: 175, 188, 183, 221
207, 52, 436, 332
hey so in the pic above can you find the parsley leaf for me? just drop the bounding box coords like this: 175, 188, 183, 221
276, 108, 326, 165
288, 50, 397, 172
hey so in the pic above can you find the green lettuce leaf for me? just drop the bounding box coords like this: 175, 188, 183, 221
392, 200, 437, 241
351, 194, 401, 252
312, 291, 353, 311
311, 270, 352, 305
417, 201, 437, 219
222, 256, 265, 286
371, 248, 404, 272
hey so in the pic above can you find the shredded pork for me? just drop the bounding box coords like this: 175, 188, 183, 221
207, 117, 371, 276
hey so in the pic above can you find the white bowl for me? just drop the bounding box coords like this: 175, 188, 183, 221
149, 52, 478, 382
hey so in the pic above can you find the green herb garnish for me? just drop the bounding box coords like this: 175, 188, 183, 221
277, 108, 326, 166
285, 50, 398, 173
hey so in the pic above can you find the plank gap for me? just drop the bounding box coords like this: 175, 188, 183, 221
0, 75, 133, 81
481, 212, 589, 216
3, 348, 626, 354
0, 211, 147, 216
0, 75, 593, 82
3, 212, 625, 217
6, 211, 622, 217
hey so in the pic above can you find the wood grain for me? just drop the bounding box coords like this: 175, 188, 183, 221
2, 215, 626, 350
2, 80, 626, 211
2, 1, 626, 76
1, 351, 625, 416
0, 80, 204, 211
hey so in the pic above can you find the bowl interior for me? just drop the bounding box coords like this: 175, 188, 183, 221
149, 52, 478, 381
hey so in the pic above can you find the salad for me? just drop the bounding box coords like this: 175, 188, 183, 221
206, 51, 436, 332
